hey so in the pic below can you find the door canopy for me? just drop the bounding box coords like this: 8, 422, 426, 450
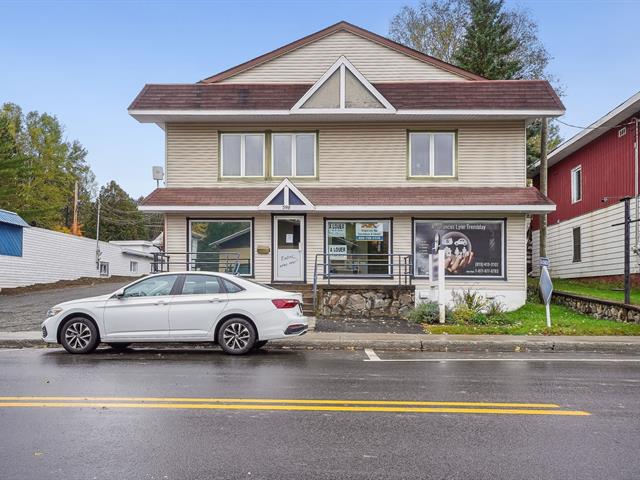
259, 179, 315, 211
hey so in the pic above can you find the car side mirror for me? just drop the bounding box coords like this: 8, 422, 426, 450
114, 290, 125, 299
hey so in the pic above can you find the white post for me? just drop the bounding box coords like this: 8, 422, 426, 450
545, 303, 551, 328
438, 249, 446, 324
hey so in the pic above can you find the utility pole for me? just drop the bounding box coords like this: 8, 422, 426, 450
539, 117, 548, 259
95, 198, 101, 268
622, 196, 631, 305
71, 181, 80, 236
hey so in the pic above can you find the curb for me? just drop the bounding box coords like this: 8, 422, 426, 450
2, 333, 640, 354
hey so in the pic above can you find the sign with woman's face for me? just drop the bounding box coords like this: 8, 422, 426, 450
414, 220, 506, 279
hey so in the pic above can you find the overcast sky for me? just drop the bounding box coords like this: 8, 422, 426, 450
2, 0, 639, 198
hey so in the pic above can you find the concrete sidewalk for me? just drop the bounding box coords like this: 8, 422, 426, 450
3, 330, 640, 353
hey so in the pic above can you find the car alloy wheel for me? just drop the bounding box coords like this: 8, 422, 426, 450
218, 318, 256, 355
60, 317, 99, 354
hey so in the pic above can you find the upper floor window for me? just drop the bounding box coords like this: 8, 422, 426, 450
221, 133, 265, 177
571, 166, 582, 203
409, 132, 455, 178
272, 133, 316, 177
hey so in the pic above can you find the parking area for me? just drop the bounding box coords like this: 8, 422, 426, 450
0, 280, 129, 332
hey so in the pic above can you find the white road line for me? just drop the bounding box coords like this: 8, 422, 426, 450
364, 357, 640, 363
364, 349, 381, 361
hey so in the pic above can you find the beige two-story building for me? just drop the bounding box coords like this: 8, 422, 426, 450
130, 21, 562, 311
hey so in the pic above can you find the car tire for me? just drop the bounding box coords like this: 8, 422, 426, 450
218, 318, 256, 355
108, 343, 131, 352
254, 340, 268, 350
60, 317, 99, 354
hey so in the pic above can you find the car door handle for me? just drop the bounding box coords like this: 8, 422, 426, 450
155, 300, 167, 306
208, 299, 224, 303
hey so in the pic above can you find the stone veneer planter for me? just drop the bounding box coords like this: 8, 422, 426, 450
317, 285, 415, 319
551, 290, 640, 323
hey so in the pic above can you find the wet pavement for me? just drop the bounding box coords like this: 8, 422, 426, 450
1, 348, 639, 479
0, 280, 128, 332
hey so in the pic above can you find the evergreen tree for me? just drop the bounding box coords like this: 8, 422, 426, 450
83, 181, 147, 242
453, 0, 522, 80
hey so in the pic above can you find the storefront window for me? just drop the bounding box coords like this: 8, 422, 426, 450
189, 220, 252, 275
413, 219, 505, 279
325, 220, 391, 276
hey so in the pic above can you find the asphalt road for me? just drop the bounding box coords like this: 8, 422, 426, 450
0, 280, 128, 332
1, 348, 639, 480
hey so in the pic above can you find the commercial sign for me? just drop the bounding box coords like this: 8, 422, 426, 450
328, 222, 346, 238
355, 222, 384, 241
414, 220, 505, 279
329, 244, 348, 260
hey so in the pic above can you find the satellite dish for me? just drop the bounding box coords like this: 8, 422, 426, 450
152, 166, 164, 181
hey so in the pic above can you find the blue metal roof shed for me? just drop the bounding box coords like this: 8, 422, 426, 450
0, 209, 30, 257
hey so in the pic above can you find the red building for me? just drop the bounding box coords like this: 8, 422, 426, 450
531, 92, 640, 280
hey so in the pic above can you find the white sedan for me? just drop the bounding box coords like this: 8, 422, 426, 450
41, 272, 308, 355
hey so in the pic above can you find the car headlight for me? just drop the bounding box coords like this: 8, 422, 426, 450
46, 307, 63, 318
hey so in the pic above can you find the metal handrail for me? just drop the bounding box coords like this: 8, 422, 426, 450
312, 253, 414, 311
151, 251, 243, 275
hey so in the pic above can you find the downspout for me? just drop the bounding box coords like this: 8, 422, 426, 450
634, 117, 639, 259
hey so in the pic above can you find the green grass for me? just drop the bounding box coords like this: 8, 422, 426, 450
528, 277, 640, 305
424, 302, 640, 336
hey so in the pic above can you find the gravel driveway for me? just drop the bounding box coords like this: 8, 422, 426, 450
0, 280, 129, 332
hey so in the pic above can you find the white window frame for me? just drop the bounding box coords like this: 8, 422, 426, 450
408, 132, 456, 178
99, 261, 110, 277
188, 219, 253, 276
129, 260, 138, 273
220, 133, 266, 178
571, 165, 582, 203
271, 132, 317, 178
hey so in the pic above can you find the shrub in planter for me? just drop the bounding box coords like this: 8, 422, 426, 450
451, 305, 476, 324
408, 301, 440, 324
452, 289, 487, 312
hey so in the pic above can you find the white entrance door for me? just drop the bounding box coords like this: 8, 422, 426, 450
274, 216, 305, 282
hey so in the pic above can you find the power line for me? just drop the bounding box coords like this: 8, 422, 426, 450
557, 118, 638, 131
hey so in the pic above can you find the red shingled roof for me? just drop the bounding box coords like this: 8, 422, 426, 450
129, 81, 564, 111
140, 186, 553, 208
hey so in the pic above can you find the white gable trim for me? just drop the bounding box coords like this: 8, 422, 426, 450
258, 178, 315, 211
290, 56, 396, 114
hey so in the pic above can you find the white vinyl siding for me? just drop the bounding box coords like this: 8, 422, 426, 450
218, 31, 467, 84
165, 121, 526, 188
0, 228, 151, 289
531, 199, 640, 279
272, 133, 317, 177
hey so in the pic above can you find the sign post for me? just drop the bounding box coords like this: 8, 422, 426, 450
539, 257, 553, 328
430, 248, 446, 324
438, 249, 446, 324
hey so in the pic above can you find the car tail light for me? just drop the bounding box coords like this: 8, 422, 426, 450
272, 299, 300, 309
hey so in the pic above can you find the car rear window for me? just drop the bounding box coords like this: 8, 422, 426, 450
220, 277, 244, 293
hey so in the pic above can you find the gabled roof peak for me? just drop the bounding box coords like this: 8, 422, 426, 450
259, 179, 315, 211
200, 21, 484, 84
291, 56, 395, 114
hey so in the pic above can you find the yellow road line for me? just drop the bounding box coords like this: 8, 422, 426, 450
0, 397, 560, 408
0, 402, 590, 416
